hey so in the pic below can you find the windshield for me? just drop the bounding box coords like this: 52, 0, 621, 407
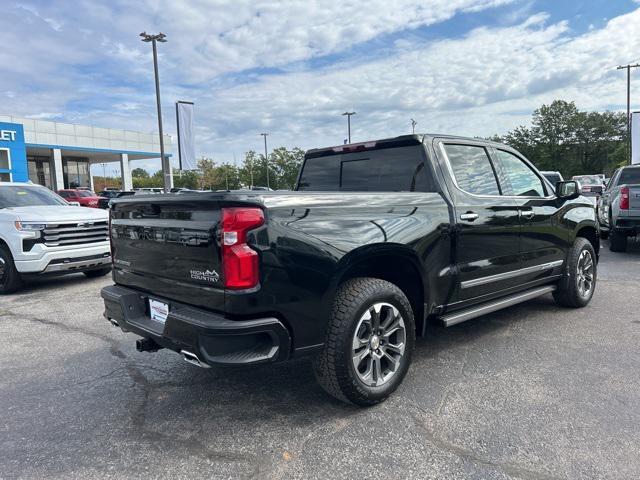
77, 191, 94, 197
618, 168, 640, 185
297, 145, 436, 192
0, 186, 67, 208
543, 173, 562, 185
572, 176, 601, 185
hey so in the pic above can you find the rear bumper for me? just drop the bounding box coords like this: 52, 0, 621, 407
101, 284, 291, 366
614, 217, 640, 234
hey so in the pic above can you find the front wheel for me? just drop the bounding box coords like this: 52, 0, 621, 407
0, 245, 23, 294
553, 237, 596, 308
313, 277, 415, 406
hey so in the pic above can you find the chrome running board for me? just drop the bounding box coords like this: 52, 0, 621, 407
440, 285, 557, 327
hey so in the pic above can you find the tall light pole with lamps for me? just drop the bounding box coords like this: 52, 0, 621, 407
140, 32, 171, 191
342, 111, 356, 144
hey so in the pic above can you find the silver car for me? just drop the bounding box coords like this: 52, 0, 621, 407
598, 165, 640, 252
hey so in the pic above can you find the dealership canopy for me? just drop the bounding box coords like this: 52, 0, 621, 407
0, 115, 172, 190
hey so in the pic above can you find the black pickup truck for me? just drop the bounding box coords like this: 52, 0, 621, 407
102, 134, 599, 405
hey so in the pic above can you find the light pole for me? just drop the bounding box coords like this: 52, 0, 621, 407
249, 155, 254, 189
260, 132, 270, 189
100, 163, 106, 190
140, 32, 171, 192
342, 111, 356, 143
411, 118, 417, 134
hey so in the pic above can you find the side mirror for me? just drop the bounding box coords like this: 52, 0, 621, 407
556, 180, 581, 200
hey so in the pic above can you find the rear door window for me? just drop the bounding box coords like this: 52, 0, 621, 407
443, 144, 501, 196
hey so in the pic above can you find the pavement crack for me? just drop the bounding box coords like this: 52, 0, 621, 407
2, 309, 120, 349
404, 401, 563, 480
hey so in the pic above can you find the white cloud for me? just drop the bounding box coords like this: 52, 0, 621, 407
177, 7, 640, 159
16, 4, 63, 31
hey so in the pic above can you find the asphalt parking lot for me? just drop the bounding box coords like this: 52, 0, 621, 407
2, 242, 640, 479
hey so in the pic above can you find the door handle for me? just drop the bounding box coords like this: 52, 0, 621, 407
521, 210, 535, 219
460, 212, 479, 221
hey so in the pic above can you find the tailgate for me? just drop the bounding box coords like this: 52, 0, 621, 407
628, 186, 640, 213
110, 196, 225, 310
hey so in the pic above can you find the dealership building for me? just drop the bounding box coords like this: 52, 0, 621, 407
0, 115, 172, 190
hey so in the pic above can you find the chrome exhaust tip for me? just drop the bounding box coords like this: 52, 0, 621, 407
109, 318, 119, 327
181, 350, 210, 368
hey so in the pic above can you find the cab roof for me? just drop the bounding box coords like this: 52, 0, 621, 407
305, 133, 507, 159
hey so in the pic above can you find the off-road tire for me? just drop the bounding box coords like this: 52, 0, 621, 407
83, 267, 112, 278
553, 237, 596, 308
0, 245, 23, 294
313, 277, 415, 406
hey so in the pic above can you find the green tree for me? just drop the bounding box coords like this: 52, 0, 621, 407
173, 169, 200, 189
197, 158, 221, 190
493, 100, 627, 178
269, 147, 305, 190
236, 148, 304, 190
131, 167, 149, 178
132, 173, 162, 188
238, 150, 263, 188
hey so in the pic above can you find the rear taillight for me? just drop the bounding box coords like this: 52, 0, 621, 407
620, 186, 630, 210
221, 207, 264, 289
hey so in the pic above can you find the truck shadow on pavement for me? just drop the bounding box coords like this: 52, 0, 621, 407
98, 293, 562, 420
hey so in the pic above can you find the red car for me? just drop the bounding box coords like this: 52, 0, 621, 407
56, 189, 106, 208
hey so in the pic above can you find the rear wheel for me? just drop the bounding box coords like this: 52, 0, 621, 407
313, 277, 415, 406
83, 267, 112, 278
0, 245, 23, 294
553, 237, 596, 308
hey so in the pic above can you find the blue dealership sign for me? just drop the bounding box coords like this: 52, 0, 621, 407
0, 122, 27, 182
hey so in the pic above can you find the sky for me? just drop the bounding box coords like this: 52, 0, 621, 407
2, 0, 640, 174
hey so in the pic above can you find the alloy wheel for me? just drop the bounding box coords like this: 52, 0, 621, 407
576, 249, 594, 298
351, 302, 406, 387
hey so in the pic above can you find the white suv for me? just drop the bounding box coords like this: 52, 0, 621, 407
0, 183, 111, 293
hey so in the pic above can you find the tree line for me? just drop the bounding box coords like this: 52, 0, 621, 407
489, 100, 628, 178
130, 146, 305, 190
